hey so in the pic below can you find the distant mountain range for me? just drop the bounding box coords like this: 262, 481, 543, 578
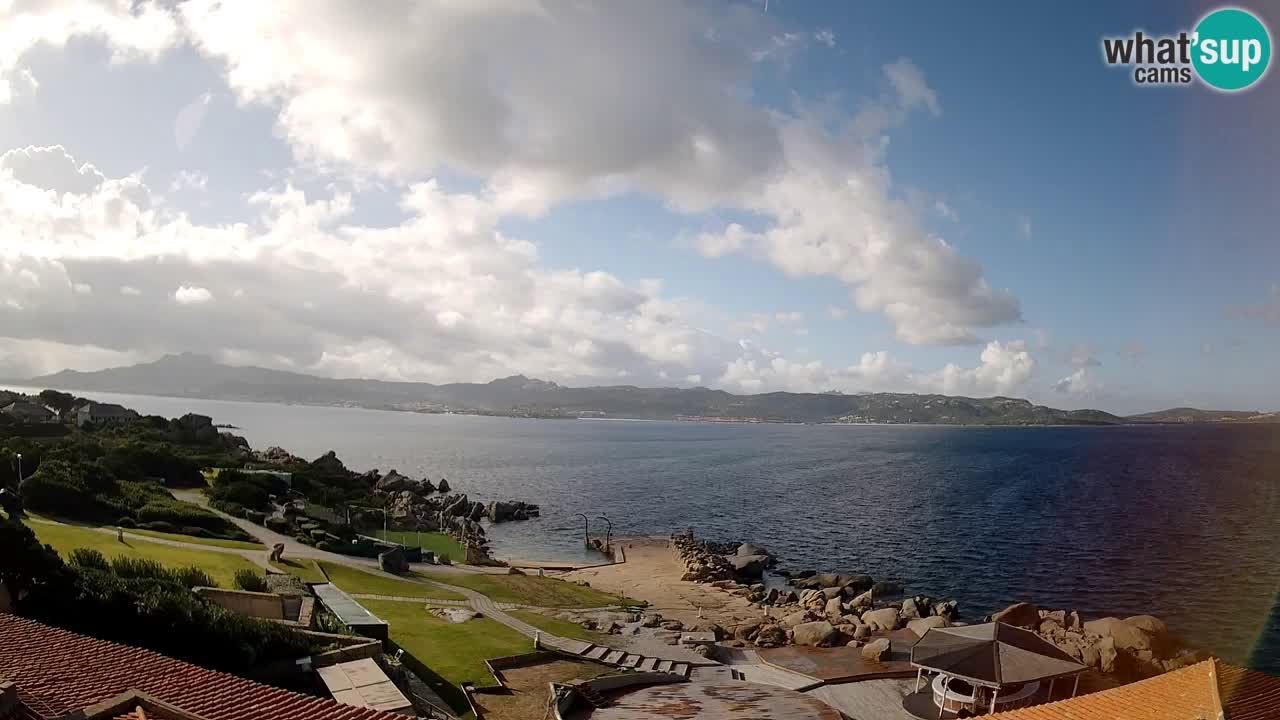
17, 353, 1277, 426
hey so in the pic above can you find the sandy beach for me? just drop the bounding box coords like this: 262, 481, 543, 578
560, 537, 768, 628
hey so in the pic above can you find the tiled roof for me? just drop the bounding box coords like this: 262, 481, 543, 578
0, 614, 407, 720
990, 658, 1280, 719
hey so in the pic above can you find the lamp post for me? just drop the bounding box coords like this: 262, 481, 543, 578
15, 453, 21, 488
575, 512, 589, 547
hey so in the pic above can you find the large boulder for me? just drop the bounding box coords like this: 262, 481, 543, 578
861, 637, 892, 662
737, 543, 769, 557
862, 607, 901, 632
1124, 616, 1170, 654
755, 624, 787, 648
848, 590, 874, 610
782, 610, 814, 627
824, 596, 844, 617
1097, 636, 1118, 673
870, 580, 903, 598
900, 597, 923, 620
792, 620, 839, 647
907, 616, 949, 636
732, 555, 769, 580
376, 470, 418, 493
933, 600, 959, 620
841, 575, 875, 593
1084, 617, 1154, 653
992, 602, 1040, 629
733, 618, 766, 641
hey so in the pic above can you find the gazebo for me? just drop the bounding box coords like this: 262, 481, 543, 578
904, 622, 1087, 718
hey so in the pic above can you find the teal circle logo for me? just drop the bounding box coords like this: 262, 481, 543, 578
1192, 8, 1271, 91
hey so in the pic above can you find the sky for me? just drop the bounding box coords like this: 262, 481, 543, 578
0, 0, 1277, 414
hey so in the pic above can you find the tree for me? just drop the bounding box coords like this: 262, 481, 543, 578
37, 389, 80, 416
0, 517, 72, 602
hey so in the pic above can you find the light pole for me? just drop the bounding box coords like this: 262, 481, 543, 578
595, 514, 613, 552
15, 453, 21, 489
575, 512, 589, 547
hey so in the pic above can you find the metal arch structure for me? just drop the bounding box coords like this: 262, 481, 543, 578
575, 512, 590, 547
594, 514, 613, 552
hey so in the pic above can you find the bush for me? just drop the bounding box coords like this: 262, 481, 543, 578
172, 566, 216, 589
179, 526, 215, 538
209, 499, 246, 517
138, 520, 179, 533
70, 548, 110, 571
234, 569, 269, 592
109, 556, 171, 581
265, 516, 292, 533
244, 510, 266, 525
437, 553, 451, 565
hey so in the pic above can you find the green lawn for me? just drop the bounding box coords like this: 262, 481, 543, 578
125, 527, 264, 551
317, 561, 465, 600
25, 520, 261, 588
271, 557, 327, 583
418, 572, 632, 608
508, 610, 613, 644
368, 529, 465, 560
362, 599, 532, 687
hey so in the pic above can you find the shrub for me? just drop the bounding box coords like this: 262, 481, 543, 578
179, 526, 215, 538
209, 499, 246, 517
244, 510, 266, 525
109, 556, 170, 581
116, 516, 136, 528
265, 516, 292, 533
234, 569, 269, 592
172, 566, 216, 589
138, 520, 179, 533
437, 553, 451, 565
70, 548, 110, 571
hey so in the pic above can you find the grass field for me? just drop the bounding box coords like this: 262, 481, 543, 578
124, 527, 264, 550
418, 572, 632, 608
362, 599, 532, 687
507, 610, 613, 644
317, 561, 465, 600
270, 557, 327, 583
25, 520, 261, 588
368, 529, 465, 560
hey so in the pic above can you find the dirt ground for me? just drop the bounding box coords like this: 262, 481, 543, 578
468, 658, 603, 720
560, 537, 768, 629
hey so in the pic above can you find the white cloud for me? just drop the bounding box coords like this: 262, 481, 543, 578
814, 29, 836, 48
827, 306, 848, 320
0, 0, 180, 104
1053, 367, 1101, 395
774, 311, 804, 324
174, 285, 213, 304
924, 340, 1036, 396
934, 199, 957, 221
170, 170, 209, 193
73, 282, 92, 295
119, 285, 142, 296
179, 3, 1019, 346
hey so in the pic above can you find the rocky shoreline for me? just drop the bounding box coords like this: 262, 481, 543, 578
670, 532, 1203, 680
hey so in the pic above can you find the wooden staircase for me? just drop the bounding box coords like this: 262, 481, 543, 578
573, 643, 692, 679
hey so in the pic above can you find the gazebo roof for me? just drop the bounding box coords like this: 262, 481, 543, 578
910, 621, 1086, 689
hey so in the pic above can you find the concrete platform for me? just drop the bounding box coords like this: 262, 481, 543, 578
756, 633, 917, 684
575, 681, 843, 720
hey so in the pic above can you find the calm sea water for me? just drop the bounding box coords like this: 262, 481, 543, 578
25, 388, 1280, 673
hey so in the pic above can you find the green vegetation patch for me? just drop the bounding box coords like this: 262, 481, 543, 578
123, 527, 263, 550
25, 519, 261, 588
507, 610, 613, 644
317, 560, 465, 600
361, 599, 532, 687
419, 571, 631, 608
370, 529, 466, 559
271, 557, 327, 583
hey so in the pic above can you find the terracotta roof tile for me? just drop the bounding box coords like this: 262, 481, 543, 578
990, 658, 1280, 720
0, 614, 408, 720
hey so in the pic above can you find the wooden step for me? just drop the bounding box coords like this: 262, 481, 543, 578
672, 662, 690, 677
621, 654, 643, 669
638, 657, 660, 672
584, 645, 610, 661
603, 650, 626, 665
656, 660, 674, 673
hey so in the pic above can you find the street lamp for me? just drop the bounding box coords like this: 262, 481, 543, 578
575, 512, 589, 547
595, 514, 613, 552
14, 453, 21, 488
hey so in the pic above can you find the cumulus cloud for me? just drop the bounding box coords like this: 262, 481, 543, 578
178, 2, 1019, 346
1053, 367, 1100, 395
0, 0, 180, 104
827, 306, 848, 320
170, 170, 208, 193
174, 285, 213, 304
1068, 343, 1102, 369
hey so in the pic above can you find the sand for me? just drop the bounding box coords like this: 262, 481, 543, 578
560, 537, 768, 629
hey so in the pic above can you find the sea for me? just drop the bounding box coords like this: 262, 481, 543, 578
16, 388, 1280, 673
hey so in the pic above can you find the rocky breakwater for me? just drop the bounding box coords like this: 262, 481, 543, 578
365, 470, 540, 560
671, 534, 959, 658
988, 602, 1200, 681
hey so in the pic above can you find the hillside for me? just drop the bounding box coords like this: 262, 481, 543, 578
23, 353, 1138, 425
1126, 407, 1280, 424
